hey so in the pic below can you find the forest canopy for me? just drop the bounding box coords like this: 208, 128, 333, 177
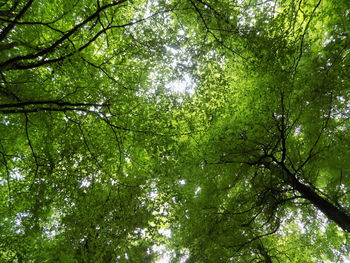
0, 0, 350, 262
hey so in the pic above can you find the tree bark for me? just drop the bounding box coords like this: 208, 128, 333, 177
263, 159, 350, 232
292, 177, 350, 232
274, 162, 350, 233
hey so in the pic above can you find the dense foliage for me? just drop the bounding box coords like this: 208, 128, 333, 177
0, 0, 349, 262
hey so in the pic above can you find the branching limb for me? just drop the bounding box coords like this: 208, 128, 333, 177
0, 0, 34, 42
293, 0, 322, 74
0, 100, 109, 109
189, 0, 247, 60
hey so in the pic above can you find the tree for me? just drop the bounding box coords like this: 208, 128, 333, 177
0, 0, 180, 261
164, 0, 350, 262
1, 0, 350, 262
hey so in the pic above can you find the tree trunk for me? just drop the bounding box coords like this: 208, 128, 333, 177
292, 177, 350, 232
268, 161, 350, 232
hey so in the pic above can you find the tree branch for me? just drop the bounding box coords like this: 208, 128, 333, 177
0, 0, 34, 42
0, 100, 109, 108
0, 0, 128, 70
0, 107, 102, 114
